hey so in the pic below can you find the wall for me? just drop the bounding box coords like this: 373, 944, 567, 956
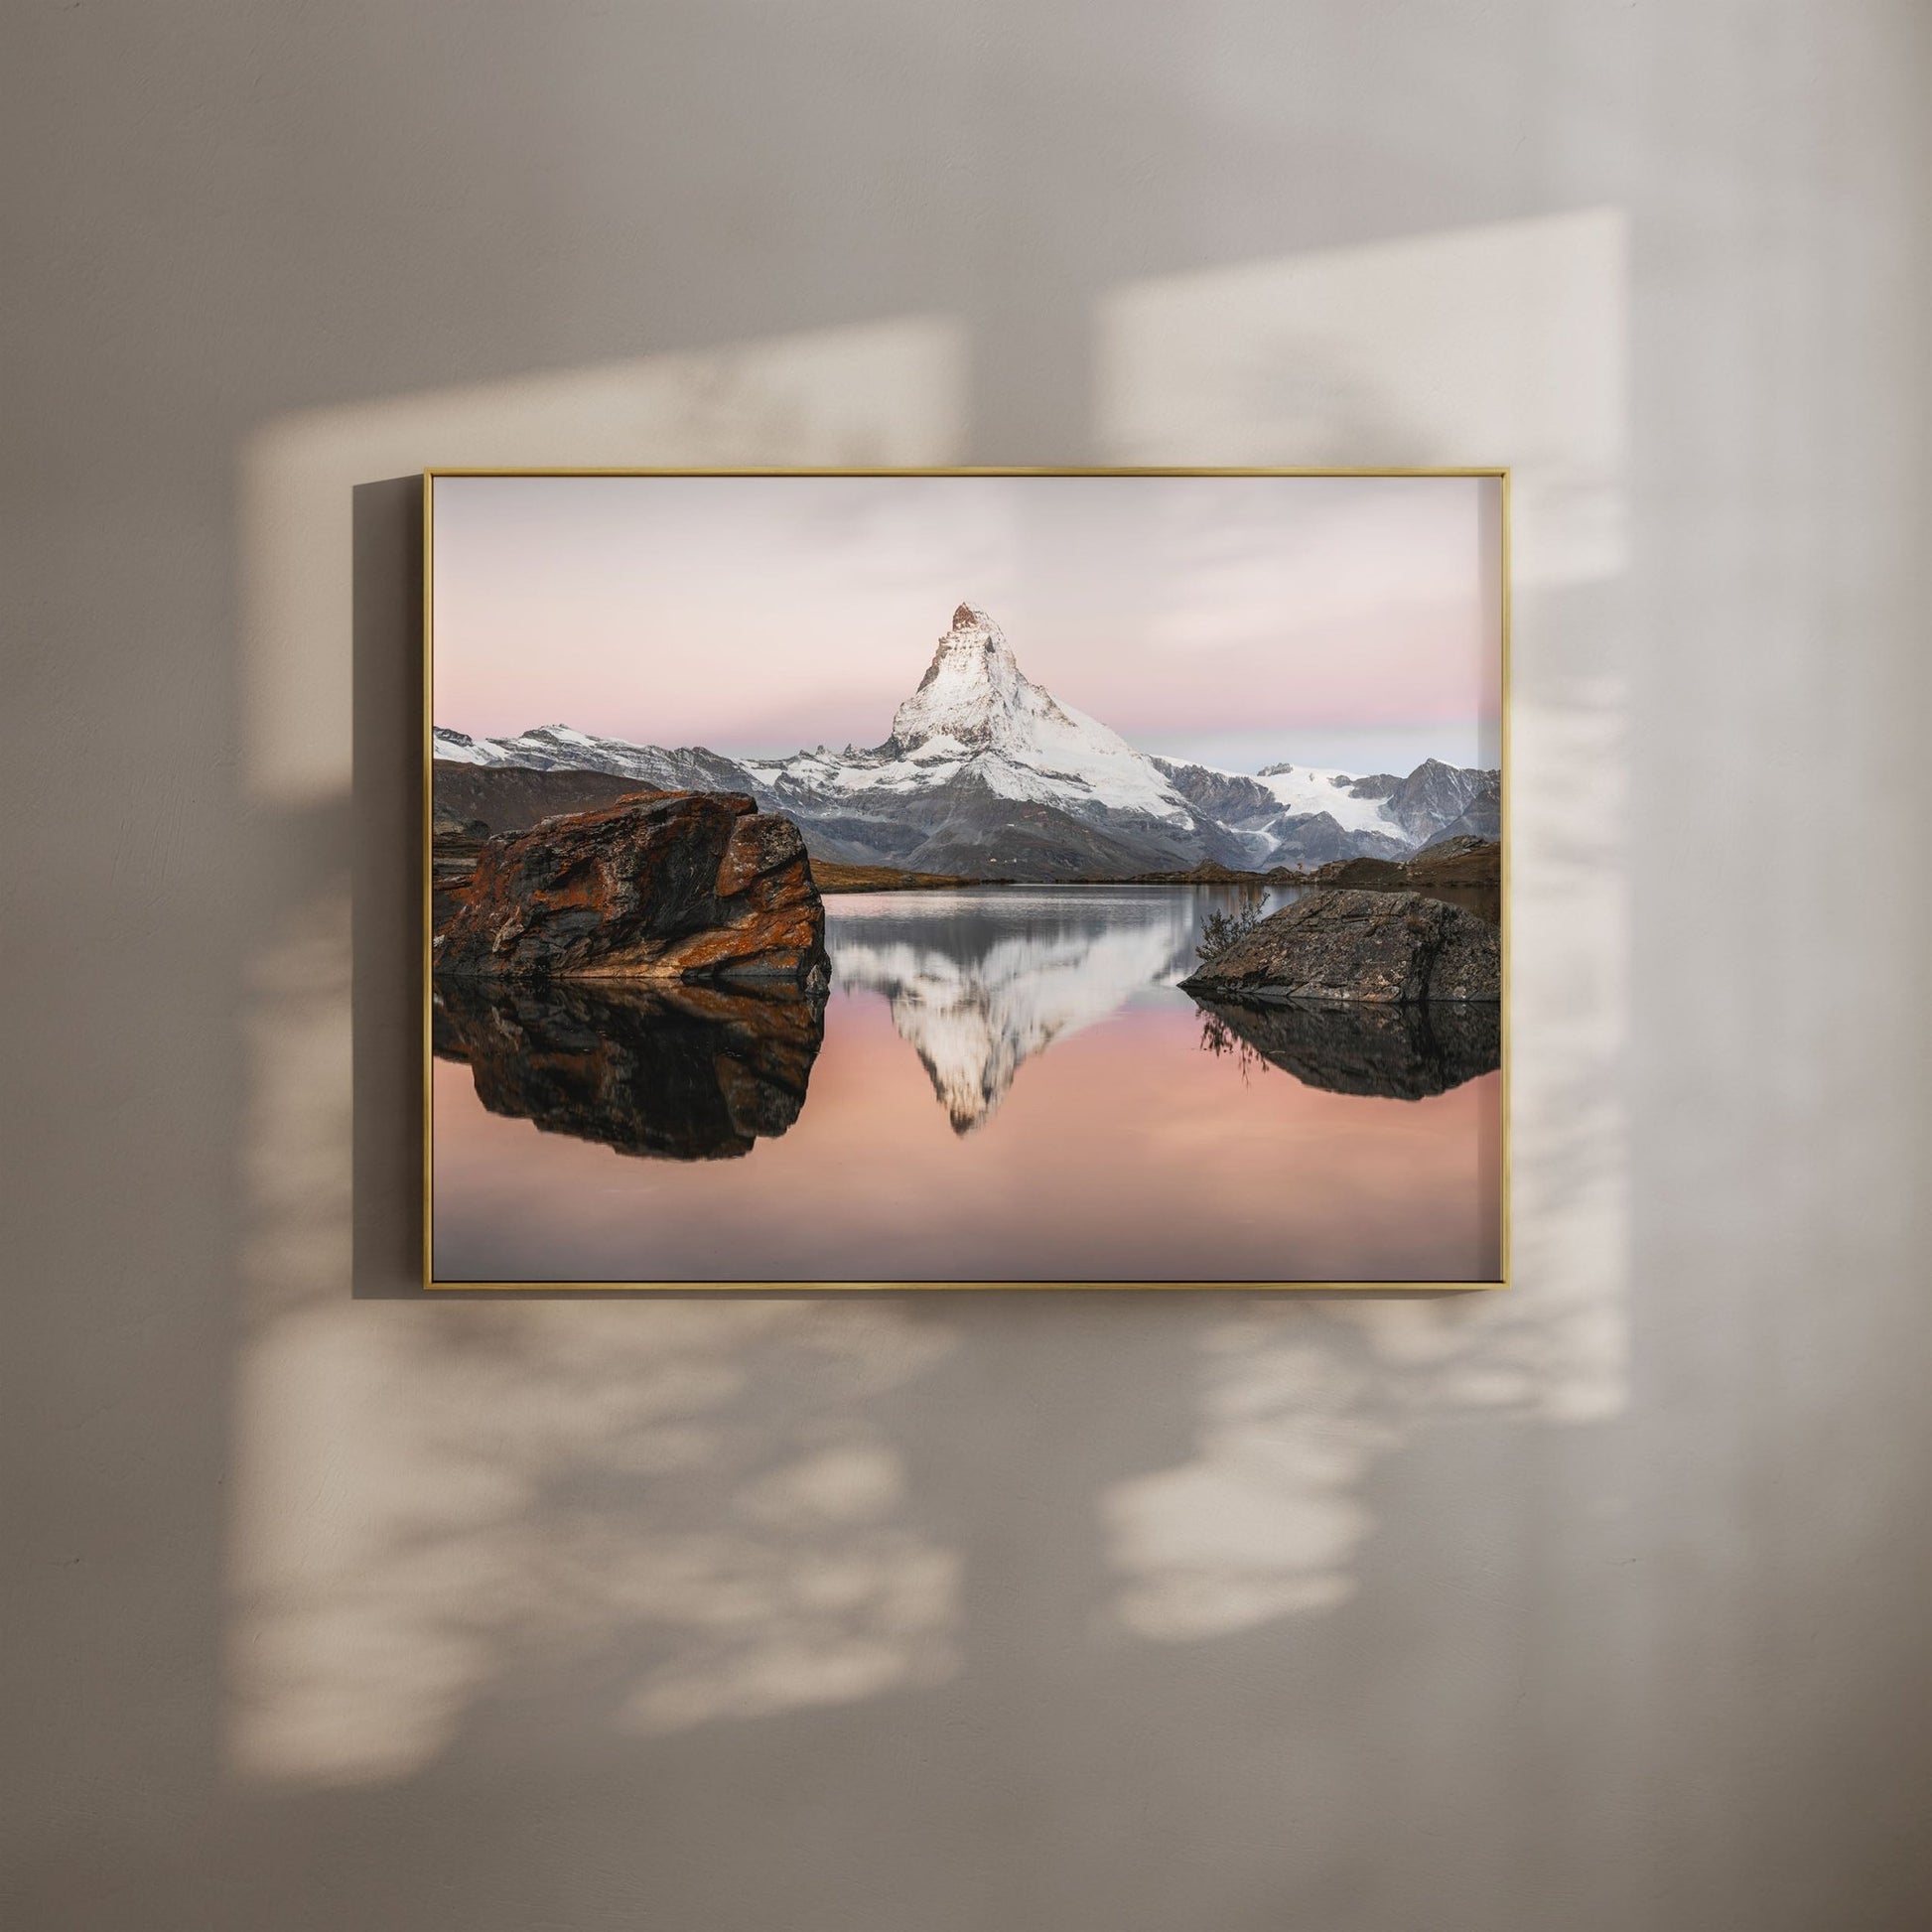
4, 4, 1928, 1928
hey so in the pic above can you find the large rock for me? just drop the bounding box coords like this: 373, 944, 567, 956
435, 789, 829, 987
1179, 888, 1499, 1004
435, 977, 823, 1161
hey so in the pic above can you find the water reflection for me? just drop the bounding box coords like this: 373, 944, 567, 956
433, 978, 824, 1161
430, 887, 1502, 1284
827, 887, 1233, 1131
434, 885, 1501, 1166
1405, 882, 1500, 928
1193, 995, 1500, 1100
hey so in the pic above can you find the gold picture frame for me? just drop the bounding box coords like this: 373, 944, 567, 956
423, 467, 1509, 1292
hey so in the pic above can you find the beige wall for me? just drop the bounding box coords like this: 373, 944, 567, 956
4, 4, 1928, 1928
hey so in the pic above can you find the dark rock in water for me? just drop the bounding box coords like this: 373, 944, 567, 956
1193, 994, 1500, 1100
1179, 888, 1500, 1003
436, 789, 829, 988
434, 976, 824, 1161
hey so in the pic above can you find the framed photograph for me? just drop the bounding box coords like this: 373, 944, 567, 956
425, 469, 1506, 1289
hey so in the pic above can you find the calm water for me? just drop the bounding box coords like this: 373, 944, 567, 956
432, 886, 1501, 1283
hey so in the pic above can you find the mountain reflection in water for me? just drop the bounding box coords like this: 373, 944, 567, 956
431, 886, 1503, 1283
828, 888, 1205, 1132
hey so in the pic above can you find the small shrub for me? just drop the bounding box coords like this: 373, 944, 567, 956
1196, 884, 1268, 962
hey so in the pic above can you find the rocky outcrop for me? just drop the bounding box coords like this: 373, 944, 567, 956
1430, 782, 1501, 844
1194, 993, 1500, 1099
435, 789, 829, 987
435, 977, 823, 1161
433, 759, 647, 836
1298, 838, 1501, 928
431, 803, 490, 927
1333, 770, 1402, 801
1151, 758, 1290, 831
1384, 759, 1499, 844
1304, 855, 1411, 891
1403, 834, 1500, 888
1265, 810, 1409, 868
1179, 889, 1499, 1004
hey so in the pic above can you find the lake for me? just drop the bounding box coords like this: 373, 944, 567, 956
431, 886, 1502, 1285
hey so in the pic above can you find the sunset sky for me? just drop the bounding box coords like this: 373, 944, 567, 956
431, 474, 1501, 776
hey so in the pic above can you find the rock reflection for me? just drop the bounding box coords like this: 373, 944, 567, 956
1192, 995, 1500, 1100
433, 977, 825, 1161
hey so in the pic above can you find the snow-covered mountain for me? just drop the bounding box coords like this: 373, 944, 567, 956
431, 724, 753, 796
433, 603, 1497, 878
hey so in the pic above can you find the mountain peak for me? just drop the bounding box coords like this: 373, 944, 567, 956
871, 604, 1194, 829
937, 603, 1010, 659
894, 604, 1031, 751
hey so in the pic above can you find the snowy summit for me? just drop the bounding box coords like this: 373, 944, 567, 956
781, 603, 1193, 825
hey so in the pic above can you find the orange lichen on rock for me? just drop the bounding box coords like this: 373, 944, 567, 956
435, 789, 829, 989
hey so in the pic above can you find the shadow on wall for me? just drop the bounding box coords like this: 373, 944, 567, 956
225, 213, 1633, 1916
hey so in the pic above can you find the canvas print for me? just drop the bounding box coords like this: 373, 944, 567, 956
427, 471, 1505, 1287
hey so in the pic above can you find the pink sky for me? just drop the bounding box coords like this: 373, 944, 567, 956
431, 474, 1501, 775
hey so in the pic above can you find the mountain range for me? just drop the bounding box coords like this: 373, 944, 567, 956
434, 603, 1499, 878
